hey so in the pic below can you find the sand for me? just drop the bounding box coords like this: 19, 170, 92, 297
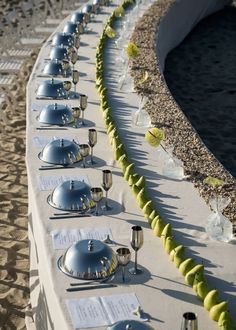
0, 0, 235, 329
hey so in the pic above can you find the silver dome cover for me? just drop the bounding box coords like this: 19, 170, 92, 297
48, 180, 93, 211
39, 138, 81, 165
50, 46, 69, 61
43, 60, 63, 76
37, 79, 66, 99
71, 12, 84, 24
63, 21, 79, 35
52, 32, 74, 47
38, 103, 74, 125
58, 239, 118, 279
107, 321, 154, 330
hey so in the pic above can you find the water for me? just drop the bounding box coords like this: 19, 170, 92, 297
206, 211, 233, 242
162, 156, 185, 180
132, 96, 151, 127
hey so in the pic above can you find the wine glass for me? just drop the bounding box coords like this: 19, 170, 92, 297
69, 49, 78, 70
91, 187, 103, 216
116, 248, 131, 283
62, 59, 70, 77
79, 94, 88, 125
71, 107, 81, 128
181, 312, 198, 330
129, 226, 144, 275
79, 144, 90, 168
63, 80, 72, 99
74, 34, 80, 52
72, 70, 79, 97
88, 129, 97, 164
102, 169, 112, 210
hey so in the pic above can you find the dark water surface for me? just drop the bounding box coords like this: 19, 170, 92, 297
164, 4, 236, 178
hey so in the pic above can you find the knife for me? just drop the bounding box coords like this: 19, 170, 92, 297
49, 214, 91, 220
66, 284, 117, 292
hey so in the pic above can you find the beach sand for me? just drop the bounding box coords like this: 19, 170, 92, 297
0, 0, 235, 329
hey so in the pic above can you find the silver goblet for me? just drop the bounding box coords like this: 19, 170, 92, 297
129, 226, 144, 275
79, 94, 88, 125
88, 129, 97, 164
79, 144, 90, 168
181, 312, 198, 330
102, 169, 112, 210
62, 59, 70, 77
63, 80, 72, 99
74, 34, 80, 51
72, 70, 79, 96
69, 49, 78, 70
116, 247, 131, 283
71, 107, 81, 128
91, 187, 103, 216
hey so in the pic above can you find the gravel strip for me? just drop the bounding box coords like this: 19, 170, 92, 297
129, 0, 236, 233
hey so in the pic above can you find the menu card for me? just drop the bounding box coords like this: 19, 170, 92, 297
37, 175, 90, 191
66, 293, 140, 329
51, 227, 114, 250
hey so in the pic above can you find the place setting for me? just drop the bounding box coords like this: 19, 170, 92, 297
56, 225, 145, 288
45, 168, 114, 219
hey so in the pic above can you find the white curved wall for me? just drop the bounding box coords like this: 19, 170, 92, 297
156, 0, 230, 73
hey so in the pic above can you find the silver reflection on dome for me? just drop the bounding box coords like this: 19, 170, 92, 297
58, 239, 118, 280
37, 78, 67, 99
38, 103, 74, 126
48, 180, 93, 212
43, 60, 63, 76
52, 32, 74, 47
39, 138, 81, 165
50, 46, 69, 61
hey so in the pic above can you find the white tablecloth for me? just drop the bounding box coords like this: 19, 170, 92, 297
26, 0, 235, 329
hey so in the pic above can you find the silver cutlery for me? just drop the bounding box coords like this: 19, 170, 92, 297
66, 283, 117, 292
49, 214, 91, 220
38, 165, 75, 170
36, 127, 67, 130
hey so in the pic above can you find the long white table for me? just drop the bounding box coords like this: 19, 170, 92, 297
26, 0, 236, 329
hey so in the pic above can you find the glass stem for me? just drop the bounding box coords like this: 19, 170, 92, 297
74, 83, 76, 94
105, 190, 108, 208
122, 266, 125, 283
91, 147, 93, 163
83, 157, 85, 168
95, 202, 98, 216
135, 250, 138, 273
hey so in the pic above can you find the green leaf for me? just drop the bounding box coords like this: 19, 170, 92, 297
126, 42, 139, 59
203, 176, 225, 188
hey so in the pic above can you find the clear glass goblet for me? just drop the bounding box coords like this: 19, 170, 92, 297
91, 187, 103, 216
129, 226, 144, 275
116, 247, 131, 283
